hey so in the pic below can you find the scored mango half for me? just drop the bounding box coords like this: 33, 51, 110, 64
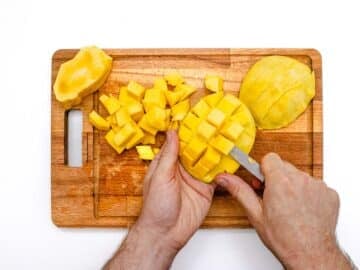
178, 93, 256, 183
53, 46, 112, 108
239, 55, 315, 129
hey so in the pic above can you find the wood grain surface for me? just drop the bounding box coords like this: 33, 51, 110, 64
51, 48, 322, 227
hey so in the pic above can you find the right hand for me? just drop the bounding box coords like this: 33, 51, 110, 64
216, 153, 352, 270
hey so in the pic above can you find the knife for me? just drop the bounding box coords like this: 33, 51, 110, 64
229, 146, 265, 183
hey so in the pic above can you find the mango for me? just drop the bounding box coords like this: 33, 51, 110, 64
100, 94, 121, 115
240, 55, 315, 129
174, 84, 196, 100
204, 75, 223, 92
164, 72, 184, 86
89, 110, 110, 130
105, 130, 125, 154
179, 93, 256, 183
143, 88, 166, 112
141, 132, 156, 144
171, 99, 190, 121
147, 107, 167, 131
136, 145, 155, 160
165, 90, 183, 107
114, 123, 136, 146
53, 46, 112, 108
153, 78, 168, 91
127, 81, 145, 100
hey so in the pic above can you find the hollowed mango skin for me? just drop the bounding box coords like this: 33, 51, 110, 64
54, 46, 112, 108
239, 56, 315, 129
178, 93, 256, 183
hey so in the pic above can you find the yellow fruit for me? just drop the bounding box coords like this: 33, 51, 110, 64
143, 88, 166, 112
169, 120, 179, 130
105, 130, 125, 154
113, 123, 136, 146
138, 115, 158, 135
174, 84, 196, 100
171, 99, 190, 121
203, 91, 224, 107
118, 86, 137, 106
153, 147, 160, 155
164, 72, 184, 86
127, 81, 145, 100
153, 78, 168, 91
147, 107, 167, 131
240, 55, 315, 129
126, 101, 144, 121
141, 132, 156, 144
165, 90, 183, 107
126, 124, 144, 149
179, 93, 256, 183
99, 94, 121, 115
204, 75, 223, 92
89, 110, 110, 130
136, 145, 155, 160
53, 46, 112, 108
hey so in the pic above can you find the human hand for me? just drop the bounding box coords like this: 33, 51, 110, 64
104, 130, 215, 270
216, 153, 352, 270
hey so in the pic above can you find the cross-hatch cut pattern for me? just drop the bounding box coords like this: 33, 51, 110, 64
178, 92, 256, 183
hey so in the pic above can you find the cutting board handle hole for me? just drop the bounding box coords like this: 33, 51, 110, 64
65, 109, 83, 167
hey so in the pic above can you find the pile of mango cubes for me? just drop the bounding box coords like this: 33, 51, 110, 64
89, 73, 216, 160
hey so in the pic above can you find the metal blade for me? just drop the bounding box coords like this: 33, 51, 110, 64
229, 146, 265, 182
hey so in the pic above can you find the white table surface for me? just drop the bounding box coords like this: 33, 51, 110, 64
1, 0, 359, 269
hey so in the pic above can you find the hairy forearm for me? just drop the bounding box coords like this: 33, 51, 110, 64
103, 224, 178, 270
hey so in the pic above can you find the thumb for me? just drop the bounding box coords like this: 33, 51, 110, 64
156, 130, 179, 177
216, 173, 263, 225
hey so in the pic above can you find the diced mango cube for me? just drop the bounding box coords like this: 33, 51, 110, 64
207, 108, 226, 127
147, 107, 167, 131
153, 78, 168, 91
183, 137, 207, 162
115, 108, 131, 127
126, 124, 144, 149
141, 132, 156, 144
218, 155, 240, 173
114, 123, 136, 146
126, 101, 144, 121
192, 162, 209, 178
192, 99, 211, 118
143, 88, 166, 111
105, 130, 125, 154
118, 86, 137, 106
164, 72, 184, 86
127, 81, 145, 100
136, 145, 155, 160
99, 94, 121, 115
220, 122, 244, 141
153, 147, 160, 155
174, 84, 196, 100
182, 112, 201, 131
217, 94, 241, 115
203, 91, 224, 107
165, 90, 183, 107
89, 110, 110, 130
178, 125, 193, 143
171, 99, 190, 121
197, 121, 216, 140
106, 114, 117, 128
210, 135, 234, 155
138, 115, 158, 135
204, 75, 223, 92
197, 147, 221, 171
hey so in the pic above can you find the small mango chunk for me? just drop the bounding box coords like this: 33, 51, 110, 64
205, 75, 223, 92
126, 101, 144, 121
164, 72, 184, 86
118, 86, 137, 106
114, 123, 136, 146
126, 124, 145, 149
182, 112, 201, 131
174, 84, 196, 100
89, 110, 110, 130
165, 90, 183, 107
127, 81, 145, 100
115, 108, 132, 127
143, 88, 166, 112
183, 137, 207, 163
136, 145, 155, 160
197, 147, 221, 171
220, 122, 244, 141
153, 78, 168, 91
210, 135, 234, 155
106, 114, 117, 128
178, 125, 193, 143
207, 108, 226, 127
171, 99, 190, 121
138, 115, 158, 135
141, 132, 156, 144
217, 94, 241, 115
218, 155, 240, 173
197, 121, 216, 140
99, 94, 121, 115
153, 147, 160, 155
105, 130, 125, 154
147, 107, 168, 131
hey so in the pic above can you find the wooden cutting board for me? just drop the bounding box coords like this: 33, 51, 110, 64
51, 48, 322, 227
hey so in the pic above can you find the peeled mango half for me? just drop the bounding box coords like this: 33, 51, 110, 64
239, 56, 315, 129
179, 93, 256, 183
54, 46, 112, 108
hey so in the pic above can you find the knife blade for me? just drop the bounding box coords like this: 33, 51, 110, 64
229, 146, 265, 182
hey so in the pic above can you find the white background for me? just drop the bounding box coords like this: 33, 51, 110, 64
1, 0, 359, 269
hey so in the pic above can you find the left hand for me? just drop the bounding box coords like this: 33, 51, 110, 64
136, 130, 216, 252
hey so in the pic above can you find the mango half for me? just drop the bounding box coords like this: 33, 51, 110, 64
239, 56, 315, 129
178, 93, 256, 183
53, 46, 112, 108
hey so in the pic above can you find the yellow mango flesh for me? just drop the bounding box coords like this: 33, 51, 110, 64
136, 145, 155, 160
53, 46, 112, 108
89, 110, 110, 130
204, 75, 223, 92
179, 93, 256, 183
239, 55, 315, 129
